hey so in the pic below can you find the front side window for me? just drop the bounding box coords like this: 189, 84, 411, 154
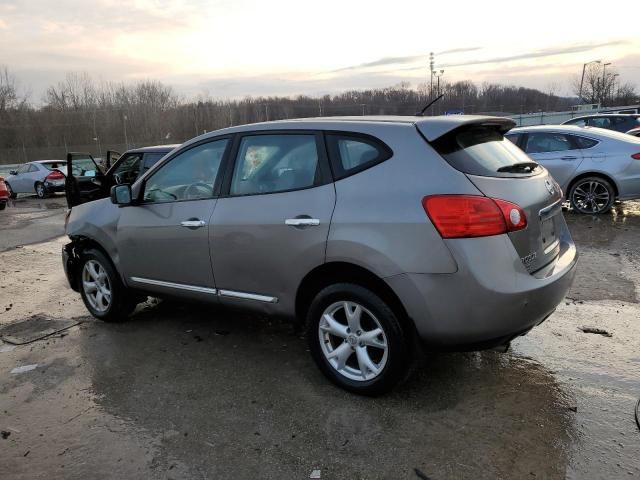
71, 157, 101, 177
17, 164, 29, 174
525, 133, 574, 153
230, 134, 319, 196
112, 153, 143, 184
143, 139, 228, 203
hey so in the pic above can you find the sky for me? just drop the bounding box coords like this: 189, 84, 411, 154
1, 0, 639, 101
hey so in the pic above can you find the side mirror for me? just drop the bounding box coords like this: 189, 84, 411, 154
110, 184, 132, 206
9, 170, 17, 175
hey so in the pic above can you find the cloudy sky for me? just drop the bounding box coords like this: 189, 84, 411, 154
1, 0, 639, 100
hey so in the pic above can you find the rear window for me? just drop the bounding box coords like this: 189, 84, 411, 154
41, 162, 65, 170
431, 125, 541, 177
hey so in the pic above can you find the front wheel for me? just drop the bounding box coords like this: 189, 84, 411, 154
569, 176, 615, 214
0, 201, 6, 210
79, 249, 138, 322
306, 283, 412, 395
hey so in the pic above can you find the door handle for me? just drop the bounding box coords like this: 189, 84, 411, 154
180, 219, 206, 229
285, 218, 320, 227
561, 156, 577, 161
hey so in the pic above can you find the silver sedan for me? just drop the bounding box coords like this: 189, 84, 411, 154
507, 125, 640, 214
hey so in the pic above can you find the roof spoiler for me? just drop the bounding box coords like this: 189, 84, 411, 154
414, 115, 517, 142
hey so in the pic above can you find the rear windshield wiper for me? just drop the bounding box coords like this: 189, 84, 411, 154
497, 162, 539, 173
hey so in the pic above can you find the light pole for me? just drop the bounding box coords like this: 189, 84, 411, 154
429, 52, 434, 98
432, 70, 444, 114
123, 114, 128, 150
579, 60, 600, 104
601, 62, 612, 105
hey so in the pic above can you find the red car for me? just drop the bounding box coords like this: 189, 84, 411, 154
0, 176, 9, 210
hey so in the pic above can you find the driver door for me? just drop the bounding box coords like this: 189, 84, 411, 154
117, 138, 231, 299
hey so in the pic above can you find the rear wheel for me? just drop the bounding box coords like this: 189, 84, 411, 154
5, 182, 17, 199
0, 201, 6, 210
306, 283, 411, 395
35, 182, 47, 199
569, 176, 615, 214
79, 249, 138, 322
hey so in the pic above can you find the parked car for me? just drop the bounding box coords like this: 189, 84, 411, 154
507, 125, 640, 214
62, 116, 578, 395
65, 144, 178, 207
0, 176, 9, 210
627, 127, 640, 137
562, 114, 640, 133
4, 160, 67, 198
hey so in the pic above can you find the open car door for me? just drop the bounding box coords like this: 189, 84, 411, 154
65, 152, 109, 208
105, 150, 121, 170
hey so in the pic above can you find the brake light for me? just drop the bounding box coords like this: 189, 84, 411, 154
46, 170, 65, 180
632, 153, 640, 160
422, 195, 527, 238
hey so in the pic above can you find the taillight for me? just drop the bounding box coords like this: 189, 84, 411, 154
632, 153, 640, 160
422, 195, 527, 239
46, 170, 65, 180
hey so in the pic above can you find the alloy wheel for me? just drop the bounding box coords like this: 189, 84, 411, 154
571, 180, 611, 213
318, 301, 388, 381
36, 183, 45, 198
82, 260, 112, 312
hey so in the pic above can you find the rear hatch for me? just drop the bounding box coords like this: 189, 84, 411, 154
421, 120, 564, 274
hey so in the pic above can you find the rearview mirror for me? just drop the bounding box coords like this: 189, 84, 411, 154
9, 170, 17, 175
110, 184, 132, 206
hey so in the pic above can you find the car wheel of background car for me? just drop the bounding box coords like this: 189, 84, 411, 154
79, 248, 138, 322
35, 182, 47, 199
306, 283, 411, 396
0, 201, 6, 210
569, 176, 615, 214
5, 182, 17, 199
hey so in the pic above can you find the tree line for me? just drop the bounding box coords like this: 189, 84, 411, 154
0, 66, 637, 164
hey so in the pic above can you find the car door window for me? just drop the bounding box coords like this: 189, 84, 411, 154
143, 139, 228, 203
525, 133, 574, 154
326, 134, 391, 179
230, 134, 319, 196
112, 153, 143, 184
505, 133, 521, 145
588, 117, 611, 128
568, 119, 586, 127
570, 136, 598, 149
72, 157, 101, 177
28, 164, 39, 173
17, 164, 29, 174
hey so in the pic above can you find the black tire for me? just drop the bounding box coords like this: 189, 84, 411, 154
569, 176, 615, 214
35, 182, 48, 199
306, 283, 411, 396
78, 248, 138, 322
5, 182, 17, 199
0, 201, 6, 210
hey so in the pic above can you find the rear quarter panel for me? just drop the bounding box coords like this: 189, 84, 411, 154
327, 124, 481, 276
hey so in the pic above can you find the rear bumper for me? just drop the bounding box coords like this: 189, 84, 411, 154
44, 181, 66, 193
385, 227, 578, 349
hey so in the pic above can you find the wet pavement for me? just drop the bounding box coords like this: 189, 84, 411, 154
1, 197, 639, 479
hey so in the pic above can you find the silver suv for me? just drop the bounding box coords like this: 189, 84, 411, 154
62, 116, 578, 395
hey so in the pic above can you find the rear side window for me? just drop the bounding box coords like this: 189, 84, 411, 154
326, 134, 391, 179
432, 125, 540, 177
525, 133, 574, 153
572, 136, 598, 149
567, 118, 587, 127
505, 133, 521, 145
28, 164, 39, 172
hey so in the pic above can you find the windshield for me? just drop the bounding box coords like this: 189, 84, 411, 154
431, 125, 541, 177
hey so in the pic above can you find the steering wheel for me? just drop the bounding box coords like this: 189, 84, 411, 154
184, 181, 212, 199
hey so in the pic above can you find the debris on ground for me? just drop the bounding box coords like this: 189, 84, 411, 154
215, 330, 230, 336
579, 327, 612, 337
309, 469, 321, 479
635, 398, 640, 432
1, 430, 10, 439
414, 467, 432, 479
0, 314, 82, 345
10, 364, 38, 374
568, 406, 578, 412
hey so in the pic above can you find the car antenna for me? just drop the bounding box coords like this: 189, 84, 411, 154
415, 94, 444, 117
